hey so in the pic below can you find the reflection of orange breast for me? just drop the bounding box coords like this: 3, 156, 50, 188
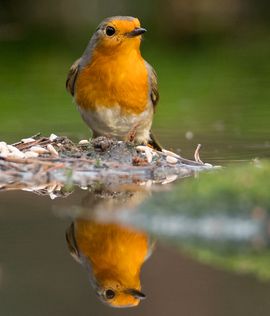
75, 50, 149, 115
75, 220, 148, 285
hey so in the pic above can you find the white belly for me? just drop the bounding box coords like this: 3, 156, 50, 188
78, 103, 153, 144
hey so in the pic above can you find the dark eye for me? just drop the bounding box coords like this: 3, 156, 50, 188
105, 289, 115, 299
105, 26, 115, 36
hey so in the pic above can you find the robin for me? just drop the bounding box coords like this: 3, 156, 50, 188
66, 16, 161, 150
66, 219, 154, 308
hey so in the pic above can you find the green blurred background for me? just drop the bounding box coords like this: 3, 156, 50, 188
1, 3, 270, 315
0, 0, 269, 163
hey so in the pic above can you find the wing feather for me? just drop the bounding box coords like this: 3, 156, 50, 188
66, 58, 81, 96
146, 62, 159, 110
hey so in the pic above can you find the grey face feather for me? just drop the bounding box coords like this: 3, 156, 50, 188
79, 30, 101, 68
100, 16, 137, 25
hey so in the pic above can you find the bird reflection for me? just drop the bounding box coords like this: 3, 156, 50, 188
65, 188, 154, 308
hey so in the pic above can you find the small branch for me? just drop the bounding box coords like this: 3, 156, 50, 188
194, 144, 204, 164
11, 132, 41, 147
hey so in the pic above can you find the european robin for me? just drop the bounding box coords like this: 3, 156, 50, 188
66, 219, 154, 308
66, 16, 161, 149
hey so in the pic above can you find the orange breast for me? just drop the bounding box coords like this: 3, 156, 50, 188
75, 220, 148, 285
75, 49, 149, 114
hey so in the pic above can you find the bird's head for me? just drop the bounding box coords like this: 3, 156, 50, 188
95, 277, 146, 308
66, 220, 149, 308
86, 16, 146, 56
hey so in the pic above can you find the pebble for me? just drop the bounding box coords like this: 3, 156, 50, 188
0, 151, 8, 158
162, 174, 178, 184
49, 192, 58, 200
166, 155, 178, 164
47, 144, 59, 157
142, 148, 153, 163
30, 146, 49, 154
49, 133, 58, 141
78, 139, 89, 145
7, 144, 21, 153
0, 142, 9, 157
136, 145, 153, 163
7, 145, 25, 158
24, 151, 39, 158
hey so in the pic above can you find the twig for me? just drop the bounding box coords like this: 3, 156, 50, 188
16, 137, 51, 151
11, 133, 41, 147
160, 149, 201, 166
194, 144, 204, 164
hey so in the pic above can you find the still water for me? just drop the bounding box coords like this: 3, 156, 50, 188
0, 185, 270, 316
1, 36, 270, 315
1, 157, 270, 316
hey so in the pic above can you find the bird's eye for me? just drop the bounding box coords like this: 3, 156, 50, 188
105, 289, 115, 299
105, 26, 116, 36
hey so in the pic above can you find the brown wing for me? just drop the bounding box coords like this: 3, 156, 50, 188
65, 223, 82, 264
66, 58, 81, 96
146, 62, 159, 110
146, 62, 162, 150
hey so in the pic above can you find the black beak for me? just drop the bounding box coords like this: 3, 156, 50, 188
126, 289, 146, 300
126, 27, 147, 37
